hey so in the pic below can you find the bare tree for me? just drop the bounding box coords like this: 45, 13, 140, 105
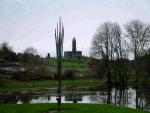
91, 22, 126, 83
91, 22, 122, 105
91, 22, 115, 85
24, 47, 38, 55
125, 20, 150, 82
91, 22, 130, 104
125, 20, 150, 108
125, 20, 150, 58
23, 47, 39, 64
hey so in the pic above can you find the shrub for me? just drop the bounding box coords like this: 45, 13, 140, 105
63, 69, 74, 79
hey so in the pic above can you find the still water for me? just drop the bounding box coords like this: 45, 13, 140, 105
0, 87, 149, 111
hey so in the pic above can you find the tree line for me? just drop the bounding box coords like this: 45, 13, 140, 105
90, 19, 150, 107
0, 42, 40, 64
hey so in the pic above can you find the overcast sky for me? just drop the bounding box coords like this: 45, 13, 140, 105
0, 0, 150, 57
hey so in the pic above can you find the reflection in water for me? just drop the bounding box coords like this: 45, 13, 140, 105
0, 87, 149, 111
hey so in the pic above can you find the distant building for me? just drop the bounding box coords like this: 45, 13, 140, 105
64, 37, 82, 57
0, 63, 25, 72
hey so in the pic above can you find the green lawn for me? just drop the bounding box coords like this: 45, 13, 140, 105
48, 58, 88, 69
0, 103, 148, 113
0, 79, 105, 92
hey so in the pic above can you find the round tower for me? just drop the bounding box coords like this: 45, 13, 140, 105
72, 37, 76, 53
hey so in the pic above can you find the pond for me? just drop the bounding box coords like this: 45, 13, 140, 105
0, 86, 149, 111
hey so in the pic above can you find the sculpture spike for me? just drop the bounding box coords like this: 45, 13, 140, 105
54, 17, 64, 112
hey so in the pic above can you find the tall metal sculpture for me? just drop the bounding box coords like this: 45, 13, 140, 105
55, 17, 64, 112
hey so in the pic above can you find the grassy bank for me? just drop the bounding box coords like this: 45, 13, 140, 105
0, 78, 149, 92
47, 57, 88, 69
0, 79, 105, 92
0, 103, 148, 113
